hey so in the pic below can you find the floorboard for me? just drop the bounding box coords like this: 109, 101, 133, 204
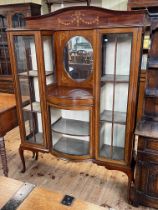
0, 126, 156, 210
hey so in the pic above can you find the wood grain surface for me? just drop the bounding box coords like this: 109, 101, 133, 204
0, 127, 155, 210
0, 176, 23, 209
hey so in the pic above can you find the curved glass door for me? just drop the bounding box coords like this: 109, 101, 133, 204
99, 33, 132, 161
50, 107, 90, 156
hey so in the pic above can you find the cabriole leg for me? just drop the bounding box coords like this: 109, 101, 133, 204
19, 147, 26, 173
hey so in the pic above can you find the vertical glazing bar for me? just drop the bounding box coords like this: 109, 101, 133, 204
110, 36, 118, 159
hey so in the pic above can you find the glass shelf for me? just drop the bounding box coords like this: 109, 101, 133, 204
145, 88, 158, 97
135, 119, 158, 139
101, 74, 129, 83
100, 144, 124, 160
23, 102, 41, 113
18, 70, 53, 77
52, 118, 89, 136
100, 110, 126, 125
53, 136, 89, 156
26, 132, 43, 144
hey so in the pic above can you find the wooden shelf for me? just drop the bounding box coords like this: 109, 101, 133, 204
18, 70, 53, 77
100, 110, 126, 125
145, 88, 158, 97
100, 144, 124, 160
52, 118, 89, 136
135, 119, 158, 139
23, 102, 41, 113
101, 74, 129, 83
53, 137, 89, 156
26, 132, 43, 144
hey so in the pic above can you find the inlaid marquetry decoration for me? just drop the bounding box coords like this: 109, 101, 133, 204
58, 11, 99, 26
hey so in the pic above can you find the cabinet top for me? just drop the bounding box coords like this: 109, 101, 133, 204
22, 6, 150, 31
128, 0, 158, 7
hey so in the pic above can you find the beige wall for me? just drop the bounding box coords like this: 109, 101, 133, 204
51, 0, 102, 12
50, 0, 127, 12
102, 0, 128, 10
0, 0, 41, 4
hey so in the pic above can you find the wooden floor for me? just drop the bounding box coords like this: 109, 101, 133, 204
0, 127, 155, 210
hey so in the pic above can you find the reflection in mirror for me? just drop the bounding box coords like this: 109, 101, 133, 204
64, 36, 93, 81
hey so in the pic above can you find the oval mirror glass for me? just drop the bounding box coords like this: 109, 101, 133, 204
64, 36, 93, 81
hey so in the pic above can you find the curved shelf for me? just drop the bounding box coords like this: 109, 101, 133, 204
47, 85, 93, 107
53, 136, 89, 156
52, 118, 89, 136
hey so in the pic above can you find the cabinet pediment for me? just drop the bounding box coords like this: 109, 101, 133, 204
25, 6, 149, 30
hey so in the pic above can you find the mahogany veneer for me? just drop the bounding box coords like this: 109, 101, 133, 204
7, 6, 149, 203
47, 86, 93, 107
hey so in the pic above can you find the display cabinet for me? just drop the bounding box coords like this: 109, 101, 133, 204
7, 6, 149, 200
0, 3, 41, 93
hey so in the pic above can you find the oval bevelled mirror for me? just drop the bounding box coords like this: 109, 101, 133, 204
64, 36, 93, 82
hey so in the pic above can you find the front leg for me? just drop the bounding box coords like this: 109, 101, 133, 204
19, 147, 26, 173
0, 136, 8, 177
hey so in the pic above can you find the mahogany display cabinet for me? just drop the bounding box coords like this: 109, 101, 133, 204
0, 3, 41, 93
7, 6, 149, 200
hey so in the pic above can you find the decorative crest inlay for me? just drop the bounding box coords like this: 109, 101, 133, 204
58, 11, 99, 26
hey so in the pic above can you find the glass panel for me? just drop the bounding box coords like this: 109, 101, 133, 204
14, 35, 44, 145
42, 35, 55, 85
50, 107, 90, 156
99, 33, 132, 161
0, 15, 11, 75
12, 13, 25, 28
64, 36, 93, 82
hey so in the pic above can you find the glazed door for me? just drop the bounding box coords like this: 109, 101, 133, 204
10, 32, 48, 149
96, 28, 142, 165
